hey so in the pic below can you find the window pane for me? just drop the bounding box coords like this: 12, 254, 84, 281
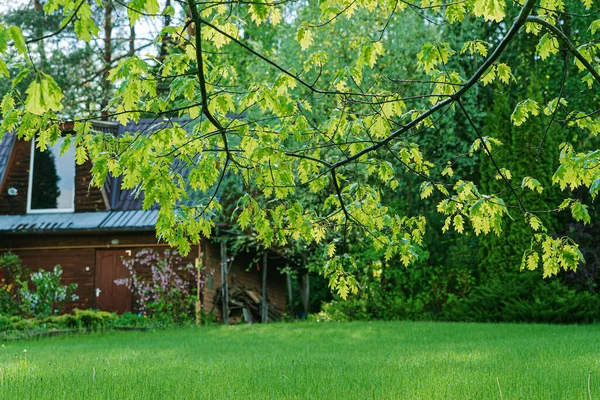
30, 139, 75, 211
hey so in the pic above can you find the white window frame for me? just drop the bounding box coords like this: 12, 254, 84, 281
26, 139, 76, 214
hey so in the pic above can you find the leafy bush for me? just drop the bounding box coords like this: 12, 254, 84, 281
0, 252, 28, 316
71, 309, 114, 328
115, 249, 198, 324
318, 255, 475, 322
444, 272, 600, 324
20, 266, 78, 318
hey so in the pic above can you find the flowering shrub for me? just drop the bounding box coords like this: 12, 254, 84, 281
115, 249, 203, 323
0, 252, 28, 316
0, 279, 18, 316
20, 266, 78, 318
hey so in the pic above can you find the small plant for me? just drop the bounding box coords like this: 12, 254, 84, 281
20, 266, 78, 318
115, 249, 199, 323
0, 252, 28, 316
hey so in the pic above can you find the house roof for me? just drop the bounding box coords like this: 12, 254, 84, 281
0, 131, 16, 189
0, 118, 215, 234
0, 118, 197, 212
0, 210, 158, 234
100, 118, 195, 211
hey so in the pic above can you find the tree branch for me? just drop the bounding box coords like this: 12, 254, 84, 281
527, 16, 600, 86
329, 0, 537, 170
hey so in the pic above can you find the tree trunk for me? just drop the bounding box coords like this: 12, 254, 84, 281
101, 0, 113, 119
33, 0, 46, 69
129, 25, 136, 57
159, 0, 172, 60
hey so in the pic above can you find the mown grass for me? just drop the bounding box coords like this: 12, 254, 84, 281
1, 321, 599, 399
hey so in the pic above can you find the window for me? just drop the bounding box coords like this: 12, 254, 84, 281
27, 138, 76, 213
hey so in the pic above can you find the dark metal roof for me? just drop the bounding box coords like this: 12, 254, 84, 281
0, 119, 212, 221
0, 210, 158, 234
103, 118, 195, 211
0, 131, 16, 190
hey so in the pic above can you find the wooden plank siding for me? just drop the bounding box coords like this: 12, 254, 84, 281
74, 159, 106, 212
16, 248, 96, 311
1, 234, 286, 318
0, 140, 30, 215
0, 139, 106, 214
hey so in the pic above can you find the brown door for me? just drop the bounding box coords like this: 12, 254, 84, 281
95, 250, 132, 313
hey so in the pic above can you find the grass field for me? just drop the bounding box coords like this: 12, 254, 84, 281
1, 321, 599, 399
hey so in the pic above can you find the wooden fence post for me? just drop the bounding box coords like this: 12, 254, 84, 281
261, 251, 268, 323
300, 272, 309, 317
220, 239, 229, 325
286, 264, 294, 316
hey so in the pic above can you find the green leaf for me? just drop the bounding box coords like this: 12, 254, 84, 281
7, 26, 26, 55
12, 68, 30, 88
453, 215, 464, 233
521, 176, 543, 194
238, 207, 252, 230
511, 99, 539, 126
571, 201, 591, 224
0, 59, 8, 78
481, 66, 496, 86
473, 0, 506, 22
496, 64, 513, 84
526, 213, 545, 232
417, 43, 455, 74
558, 198, 572, 210
441, 166, 454, 177
460, 40, 489, 57
494, 168, 512, 180
536, 33, 559, 60
297, 23, 313, 51
73, 3, 99, 42
590, 179, 600, 200
25, 74, 64, 115
523, 251, 539, 271
420, 182, 433, 199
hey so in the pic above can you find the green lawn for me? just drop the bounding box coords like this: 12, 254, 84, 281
1, 321, 599, 399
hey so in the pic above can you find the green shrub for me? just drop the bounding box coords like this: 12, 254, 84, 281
20, 266, 78, 318
73, 309, 115, 329
444, 272, 600, 324
0, 252, 28, 316
48, 314, 78, 328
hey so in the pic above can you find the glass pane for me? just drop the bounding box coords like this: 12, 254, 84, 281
30, 139, 75, 210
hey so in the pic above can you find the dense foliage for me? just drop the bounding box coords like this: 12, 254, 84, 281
0, 0, 599, 315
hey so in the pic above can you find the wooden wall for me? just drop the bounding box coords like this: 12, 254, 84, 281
1, 233, 286, 318
0, 139, 106, 214
75, 159, 106, 212
17, 248, 96, 311
0, 140, 30, 215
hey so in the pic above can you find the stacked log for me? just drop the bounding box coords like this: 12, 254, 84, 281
212, 284, 282, 324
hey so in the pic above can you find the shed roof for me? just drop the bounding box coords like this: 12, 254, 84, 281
0, 210, 158, 234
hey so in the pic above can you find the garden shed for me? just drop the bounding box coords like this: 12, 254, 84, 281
0, 120, 288, 322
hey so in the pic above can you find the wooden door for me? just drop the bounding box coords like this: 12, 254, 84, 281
95, 250, 132, 313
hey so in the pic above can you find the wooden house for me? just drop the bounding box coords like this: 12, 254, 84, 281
0, 120, 288, 323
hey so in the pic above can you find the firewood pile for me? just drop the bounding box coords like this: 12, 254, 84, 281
212, 284, 282, 324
